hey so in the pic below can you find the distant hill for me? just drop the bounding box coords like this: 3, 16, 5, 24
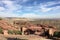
30, 19, 60, 30
0, 17, 60, 30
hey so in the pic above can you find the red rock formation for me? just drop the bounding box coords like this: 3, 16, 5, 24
0, 20, 18, 30
23, 23, 57, 37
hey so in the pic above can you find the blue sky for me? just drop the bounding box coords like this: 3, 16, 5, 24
0, 0, 60, 19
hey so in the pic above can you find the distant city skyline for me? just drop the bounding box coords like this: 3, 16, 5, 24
0, 0, 60, 19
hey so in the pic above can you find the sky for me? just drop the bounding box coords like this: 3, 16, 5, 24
0, 0, 60, 19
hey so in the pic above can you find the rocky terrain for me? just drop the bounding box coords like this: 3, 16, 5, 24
0, 18, 60, 40
0, 34, 53, 40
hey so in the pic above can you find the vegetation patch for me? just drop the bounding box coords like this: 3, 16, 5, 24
8, 30, 14, 34
8, 30, 22, 35
54, 31, 60, 37
0, 27, 3, 34
13, 30, 22, 35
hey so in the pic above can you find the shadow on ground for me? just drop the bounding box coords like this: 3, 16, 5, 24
7, 38, 28, 40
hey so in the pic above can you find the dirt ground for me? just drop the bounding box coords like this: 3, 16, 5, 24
0, 34, 53, 40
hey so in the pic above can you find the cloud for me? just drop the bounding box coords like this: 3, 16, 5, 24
39, 6, 52, 12
18, 1, 60, 13
0, 7, 5, 11
21, 13, 40, 18
39, 1, 60, 12
2, 1, 17, 11
22, 0, 28, 2
52, 6, 60, 10
39, 6, 60, 12
1, 0, 60, 13
0, 0, 21, 17
0, 12, 20, 17
20, 13, 60, 19
0, 0, 60, 19
40, 1, 60, 7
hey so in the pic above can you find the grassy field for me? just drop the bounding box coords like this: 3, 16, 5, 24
30, 19, 60, 30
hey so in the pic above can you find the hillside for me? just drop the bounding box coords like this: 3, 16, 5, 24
0, 19, 18, 30
0, 17, 60, 30
30, 19, 60, 30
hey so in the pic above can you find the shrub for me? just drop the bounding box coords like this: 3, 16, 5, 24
0, 27, 3, 34
8, 30, 14, 34
54, 31, 60, 37
8, 30, 22, 35
13, 30, 22, 35
0, 18, 2, 20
